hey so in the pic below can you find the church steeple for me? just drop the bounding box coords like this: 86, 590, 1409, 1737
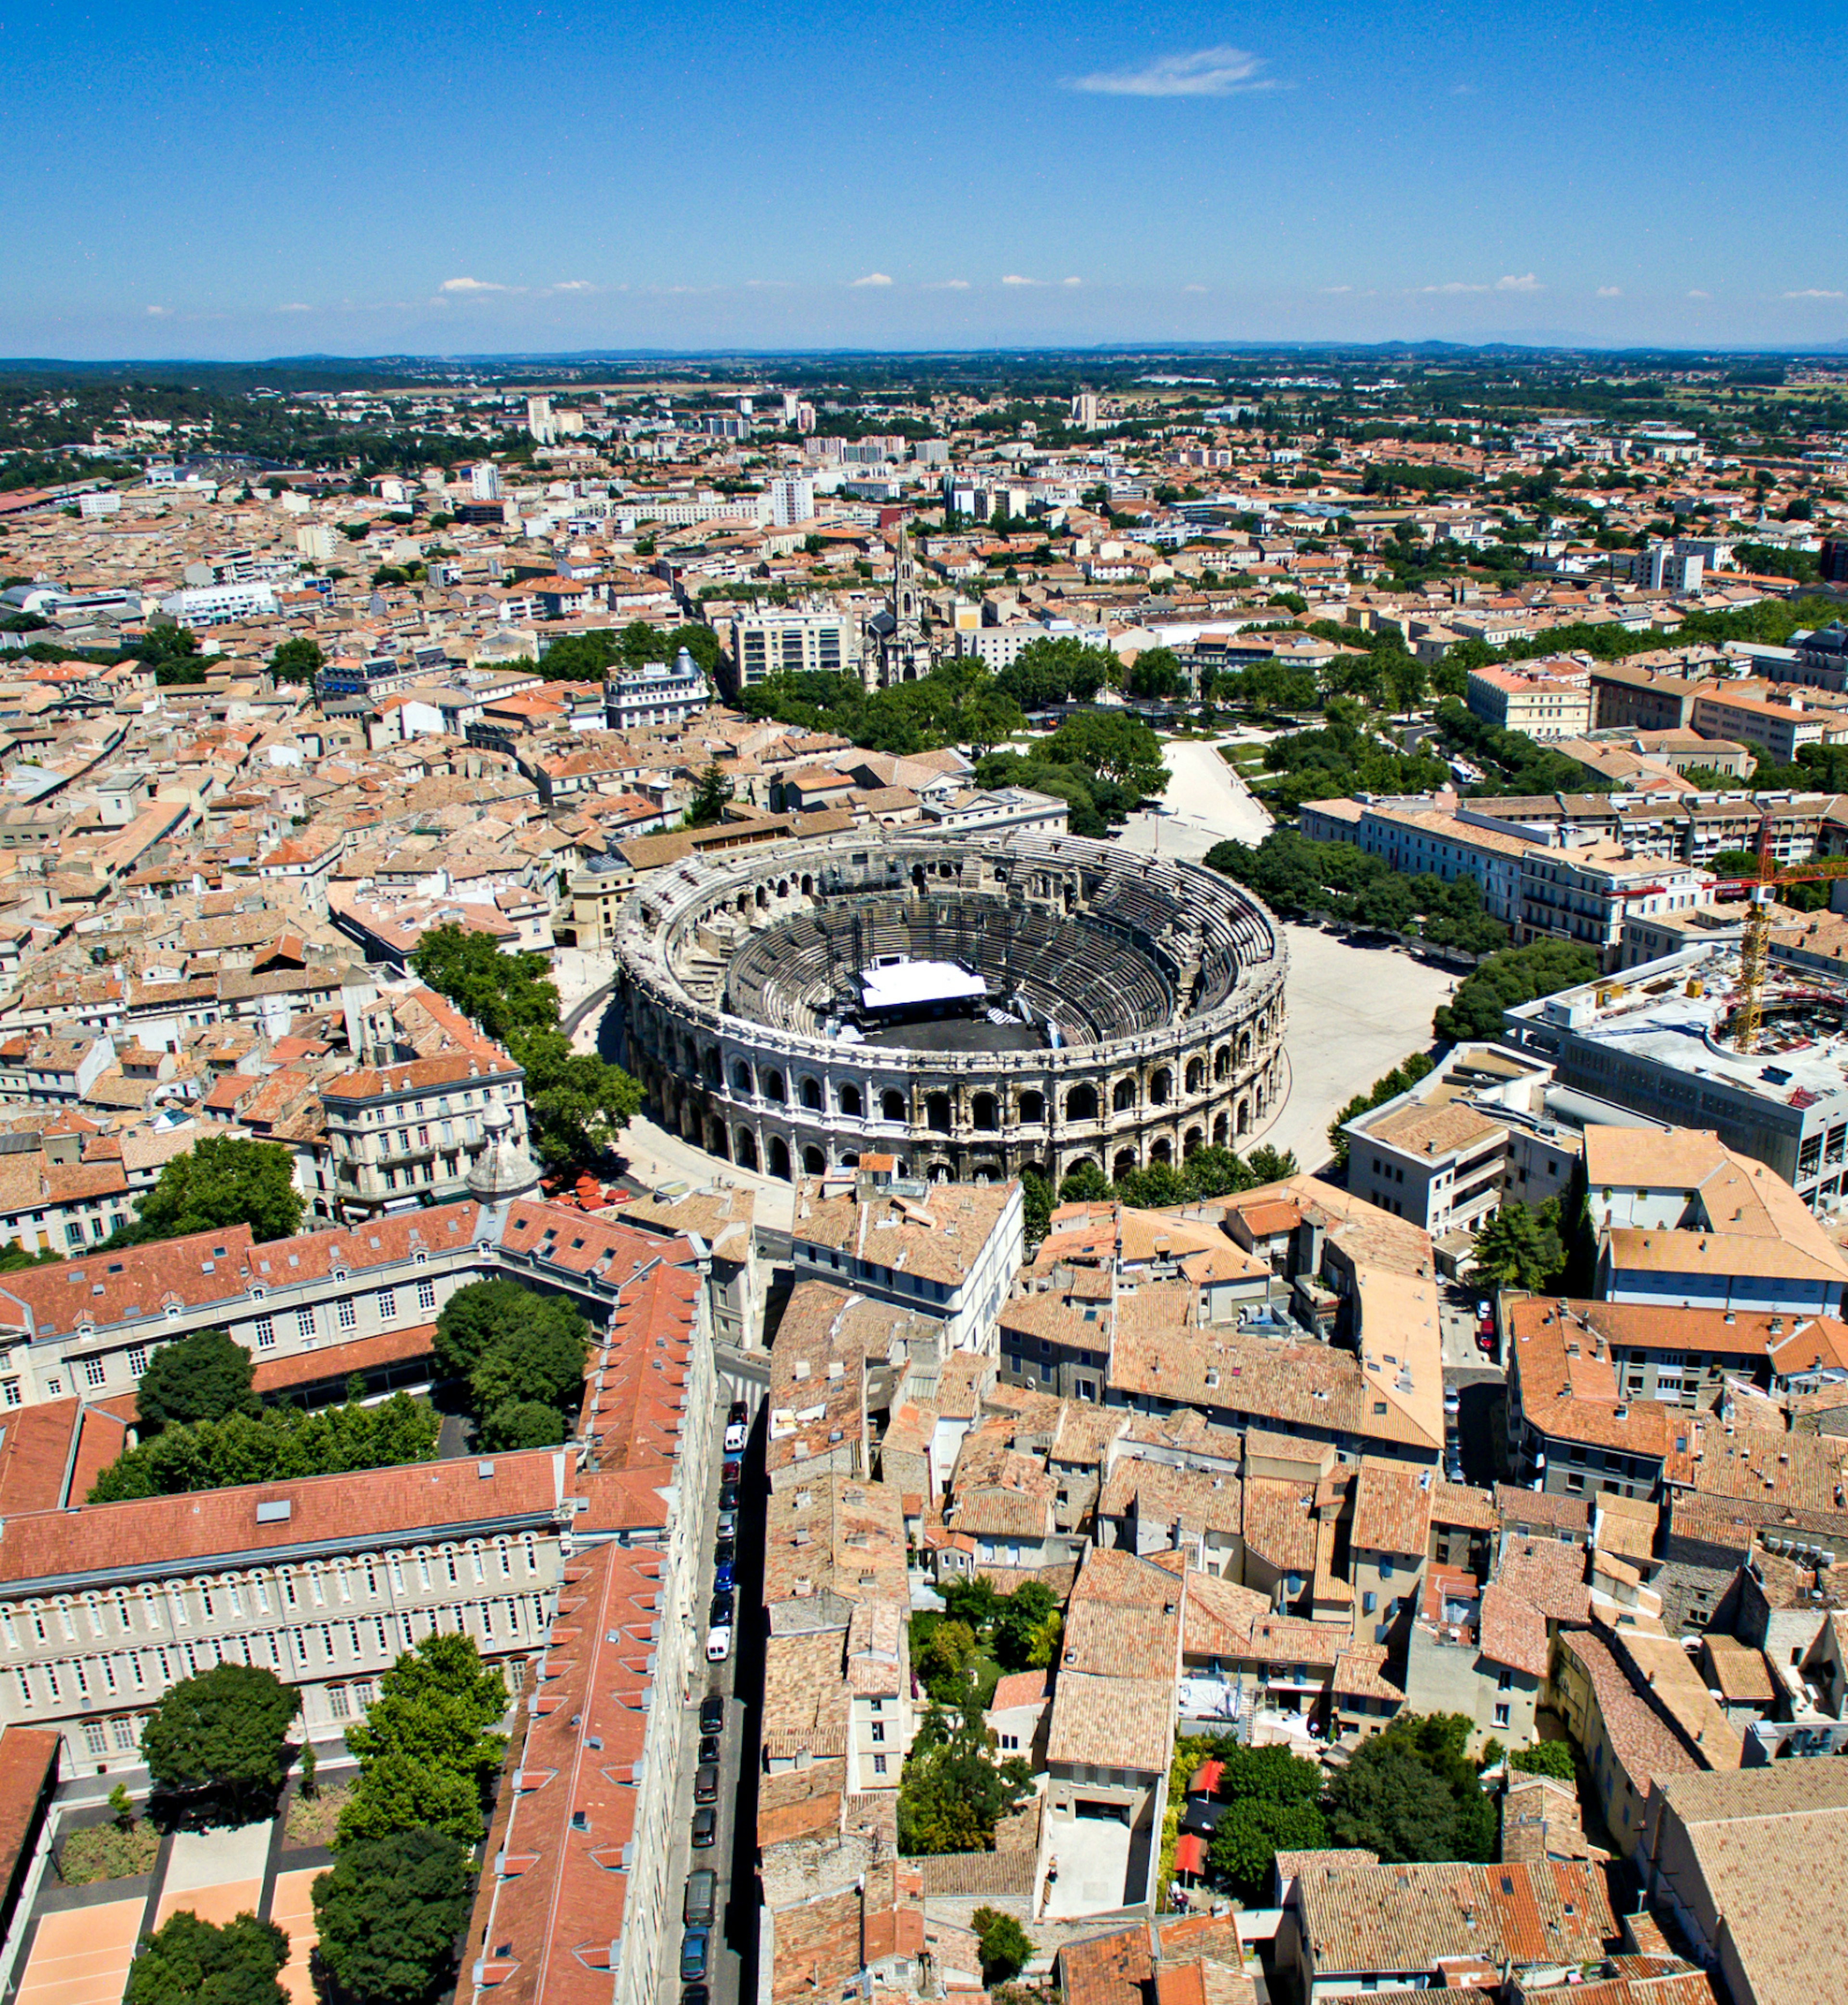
893, 520, 921, 640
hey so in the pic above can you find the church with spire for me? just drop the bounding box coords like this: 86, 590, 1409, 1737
862, 520, 933, 688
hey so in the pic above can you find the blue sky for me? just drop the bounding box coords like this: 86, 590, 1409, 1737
6, 0, 1846, 359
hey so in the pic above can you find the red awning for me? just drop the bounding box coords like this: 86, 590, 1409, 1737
1190, 1759, 1224, 1797
1174, 1833, 1207, 1877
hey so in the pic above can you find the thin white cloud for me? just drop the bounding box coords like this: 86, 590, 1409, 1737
1785, 288, 1845, 299
440, 276, 516, 294
1001, 274, 1040, 286
1065, 45, 1274, 98
145, 305, 169, 318
1688, 288, 1711, 299
1596, 286, 1622, 297
1451, 81, 1476, 95
550, 280, 594, 293
1423, 281, 1489, 294
275, 302, 313, 313
850, 272, 894, 287
926, 279, 971, 291
1496, 273, 1540, 292
1322, 284, 1353, 295
1062, 276, 1082, 287
1183, 283, 1208, 294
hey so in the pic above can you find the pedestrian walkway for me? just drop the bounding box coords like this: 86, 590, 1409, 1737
14, 1896, 143, 2005
154, 1817, 269, 1928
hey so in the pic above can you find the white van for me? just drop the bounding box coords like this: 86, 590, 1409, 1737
706, 1624, 732, 1663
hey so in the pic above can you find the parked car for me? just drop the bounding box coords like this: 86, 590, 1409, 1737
710, 1591, 735, 1625
699, 1695, 724, 1735
683, 1988, 710, 2005
695, 1764, 720, 1804
713, 1539, 735, 1568
716, 1509, 737, 1541
684, 1870, 718, 1927
698, 1735, 721, 1766
1476, 1299, 1491, 1324
721, 1456, 742, 1484
729, 1399, 748, 1423
706, 1625, 732, 1663
1443, 1386, 1461, 1415
680, 1931, 710, 1984
724, 1416, 748, 1453
714, 1558, 735, 1592
692, 1807, 717, 1849
719, 1479, 739, 1509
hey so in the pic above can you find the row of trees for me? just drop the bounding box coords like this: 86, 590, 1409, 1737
1029, 1143, 1298, 1236
1204, 829, 1509, 956
106, 1135, 305, 1251
87, 1327, 439, 1502
1432, 940, 1600, 1044
124, 1636, 497, 2005
434, 1278, 590, 1450
411, 925, 642, 1173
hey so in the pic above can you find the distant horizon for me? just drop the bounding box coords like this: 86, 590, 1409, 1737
3, 334, 1847, 373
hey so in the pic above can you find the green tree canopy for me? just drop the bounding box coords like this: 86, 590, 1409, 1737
111, 1137, 303, 1248
409, 930, 559, 1046
1207, 1798, 1328, 1898
479, 1398, 570, 1450
1509, 1739, 1575, 1779
267, 637, 323, 686
90, 1391, 438, 1503
340, 1632, 509, 1847
311, 1827, 472, 2005
1468, 1200, 1564, 1294
141, 1663, 299, 1808
135, 1327, 257, 1433
897, 1702, 1034, 1855
434, 1278, 589, 1431
972, 1907, 1035, 1985
1324, 1713, 1495, 1864
124, 1909, 288, 2005
687, 763, 734, 827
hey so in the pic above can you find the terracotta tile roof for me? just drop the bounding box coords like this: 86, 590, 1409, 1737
0, 1399, 83, 1516
0, 1446, 564, 1591
0, 1726, 59, 1890
463, 1540, 668, 2005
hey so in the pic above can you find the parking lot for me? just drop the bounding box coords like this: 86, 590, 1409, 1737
655, 1365, 766, 2005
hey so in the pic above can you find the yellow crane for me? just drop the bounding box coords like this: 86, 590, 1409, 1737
1715, 833, 1848, 1052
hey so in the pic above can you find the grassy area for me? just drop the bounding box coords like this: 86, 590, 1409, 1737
56, 1817, 160, 1885
283, 1781, 351, 1850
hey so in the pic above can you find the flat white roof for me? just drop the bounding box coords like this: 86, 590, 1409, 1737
858, 958, 987, 1012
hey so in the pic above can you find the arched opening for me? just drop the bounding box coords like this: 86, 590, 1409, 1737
1183, 1127, 1204, 1159
926, 1092, 952, 1132
929, 1160, 954, 1182
801, 874, 814, 897
734, 1129, 759, 1171
755, 886, 769, 910
1214, 1046, 1231, 1082
1236, 1099, 1251, 1136
1019, 1090, 1045, 1125
777, 880, 789, 899
972, 1161, 1000, 1184
1113, 1148, 1138, 1180
769, 1138, 791, 1180
735, 891, 750, 915
800, 1077, 823, 1111
803, 1146, 825, 1176
840, 1150, 859, 1170
839, 1084, 863, 1118
764, 1070, 786, 1104
1151, 1068, 1172, 1106
1065, 1155, 1099, 1184
702, 1049, 721, 1087
1185, 1057, 1205, 1095
1067, 1084, 1098, 1123
881, 1088, 906, 1122
1150, 1137, 1173, 1166
1213, 1112, 1230, 1147
709, 1122, 730, 1160
731, 1060, 753, 1095
1112, 1078, 1136, 1113
1257, 1015, 1269, 1045
912, 864, 926, 890
1238, 1029, 1253, 1064
1019, 1160, 1049, 1183
972, 1092, 999, 1131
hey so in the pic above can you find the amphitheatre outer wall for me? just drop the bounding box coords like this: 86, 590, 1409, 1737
615, 830, 1288, 1188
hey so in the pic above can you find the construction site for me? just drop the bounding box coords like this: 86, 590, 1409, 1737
1503, 925, 1848, 1211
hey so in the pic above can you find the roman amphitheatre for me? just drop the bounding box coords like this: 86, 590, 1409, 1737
614, 829, 1287, 1187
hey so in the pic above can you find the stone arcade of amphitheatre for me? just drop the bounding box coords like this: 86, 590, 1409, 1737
615, 829, 1288, 1187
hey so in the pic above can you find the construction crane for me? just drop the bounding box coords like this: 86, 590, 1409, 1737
1714, 817, 1848, 1051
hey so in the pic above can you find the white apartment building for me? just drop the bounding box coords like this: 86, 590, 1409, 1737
729, 607, 857, 688
321, 1048, 530, 1219
1465, 663, 1593, 741
157, 581, 281, 628
955, 622, 1049, 671
603, 650, 709, 732
769, 476, 815, 527
1516, 847, 1712, 970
